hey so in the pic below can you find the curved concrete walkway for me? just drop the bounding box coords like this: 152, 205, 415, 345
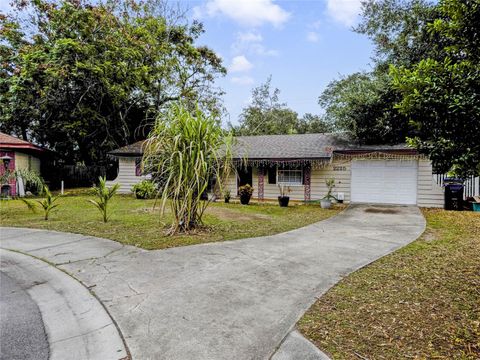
0, 249, 127, 360
0, 204, 425, 360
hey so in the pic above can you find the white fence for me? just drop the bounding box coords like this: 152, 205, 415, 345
464, 176, 480, 198
434, 174, 480, 199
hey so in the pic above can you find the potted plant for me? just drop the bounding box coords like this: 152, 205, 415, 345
238, 184, 254, 205
278, 185, 291, 207
131, 180, 157, 199
320, 178, 337, 209
224, 189, 231, 203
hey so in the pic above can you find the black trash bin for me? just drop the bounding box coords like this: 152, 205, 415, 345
444, 178, 464, 211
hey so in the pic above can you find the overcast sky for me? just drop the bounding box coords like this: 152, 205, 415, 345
0, 0, 375, 125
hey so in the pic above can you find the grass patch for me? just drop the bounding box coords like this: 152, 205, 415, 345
0, 191, 343, 250
298, 209, 480, 359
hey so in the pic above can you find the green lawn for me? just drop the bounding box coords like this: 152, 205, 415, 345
0, 190, 343, 249
298, 209, 480, 360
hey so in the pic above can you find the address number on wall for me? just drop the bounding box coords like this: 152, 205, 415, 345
333, 166, 347, 171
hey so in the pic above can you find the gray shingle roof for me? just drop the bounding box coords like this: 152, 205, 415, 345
108, 133, 413, 158
231, 133, 411, 159
232, 133, 350, 159
108, 140, 145, 156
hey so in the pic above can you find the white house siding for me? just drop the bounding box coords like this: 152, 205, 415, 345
416, 160, 444, 208
225, 158, 444, 207
106, 156, 145, 193
260, 167, 304, 200
311, 160, 351, 202
225, 160, 351, 202
15, 151, 41, 173
224, 172, 238, 196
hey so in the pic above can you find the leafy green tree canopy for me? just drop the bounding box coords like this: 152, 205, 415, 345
319, 72, 411, 144
0, 0, 225, 165
391, 0, 480, 176
356, 0, 438, 69
320, 0, 479, 176
233, 76, 332, 135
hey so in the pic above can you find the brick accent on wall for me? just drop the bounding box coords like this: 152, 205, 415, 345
304, 165, 311, 202
0, 151, 16, 196
258, 166, 265, 200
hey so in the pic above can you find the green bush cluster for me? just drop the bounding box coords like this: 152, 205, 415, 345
131, 180, 157, 199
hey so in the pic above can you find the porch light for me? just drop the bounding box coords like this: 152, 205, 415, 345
1, 155, 12, 170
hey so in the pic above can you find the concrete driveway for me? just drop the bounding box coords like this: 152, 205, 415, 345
0, 204, 425, 360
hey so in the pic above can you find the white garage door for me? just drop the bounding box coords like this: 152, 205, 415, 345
351, 160, 418, 205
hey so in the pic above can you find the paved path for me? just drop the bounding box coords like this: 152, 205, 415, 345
0, 249, 127, 360
0, 204, 425, 360
0, 272, 49, 360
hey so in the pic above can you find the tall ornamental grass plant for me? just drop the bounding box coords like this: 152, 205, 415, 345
143, 104, 233, 234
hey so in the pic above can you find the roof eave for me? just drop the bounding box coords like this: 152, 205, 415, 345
0, 143, 46, 153
108, 152, 143, 157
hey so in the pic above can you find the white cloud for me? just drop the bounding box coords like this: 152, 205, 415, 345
252, 45, 279, 57
230, 55, 253, 73
232, 31, 279, 57
237, 31, 263, 43
326, 0, 362, 27
306, 31, 320, 43
194, 0, 290, 27
231, 76, 255, 86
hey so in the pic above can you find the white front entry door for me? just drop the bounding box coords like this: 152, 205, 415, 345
351, 160, 418, 205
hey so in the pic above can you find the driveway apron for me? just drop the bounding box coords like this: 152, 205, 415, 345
0, 204, 425, 360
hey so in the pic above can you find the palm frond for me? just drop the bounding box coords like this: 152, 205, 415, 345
88, 176, 119, 222
20, 198, 37, 213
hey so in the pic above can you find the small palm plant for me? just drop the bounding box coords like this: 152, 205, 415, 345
21, 185, 60, 220
320, 178, 337, 209
88, 176, 120, 223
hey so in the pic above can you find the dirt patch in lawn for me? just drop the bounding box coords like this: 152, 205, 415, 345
207, 206, 272, 221
364, 207, 400, 214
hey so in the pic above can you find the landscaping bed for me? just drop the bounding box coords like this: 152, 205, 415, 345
0, 192, 343, 250
298, 209, 480, 359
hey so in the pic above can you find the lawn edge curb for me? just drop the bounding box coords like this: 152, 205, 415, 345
0, 248, 131, 360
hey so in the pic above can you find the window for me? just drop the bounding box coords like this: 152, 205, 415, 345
277, 169, 303, 186
135, 158, 142, 176
267, 166, 277, 184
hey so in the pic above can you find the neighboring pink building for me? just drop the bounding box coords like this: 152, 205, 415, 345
0, 132, 45, 197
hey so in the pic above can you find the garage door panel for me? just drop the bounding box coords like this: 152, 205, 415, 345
351, 160, 417, 205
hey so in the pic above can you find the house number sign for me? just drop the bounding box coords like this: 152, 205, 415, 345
333, 166, 346, 171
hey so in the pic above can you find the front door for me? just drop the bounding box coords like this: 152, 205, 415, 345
237, 166, 253, 193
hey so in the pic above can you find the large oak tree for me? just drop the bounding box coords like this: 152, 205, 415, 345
0, 0, 225, 165
320, 0, 479, 176
391, 0, 480, 176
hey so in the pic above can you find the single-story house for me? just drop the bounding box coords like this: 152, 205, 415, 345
107, 140, 147, 193
107, 133, 444, 207
0, 132, 46, 197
